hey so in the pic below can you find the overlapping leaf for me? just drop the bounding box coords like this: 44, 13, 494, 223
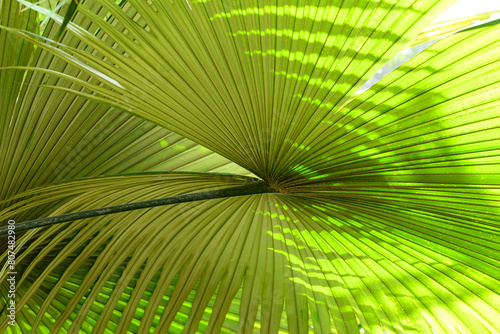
407, 10, 500, 48
0, 0, 249, 204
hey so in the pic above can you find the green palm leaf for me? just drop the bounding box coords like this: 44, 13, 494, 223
1, 0, 251, 199
407, 10, 500, 48
1, 0, 500, 333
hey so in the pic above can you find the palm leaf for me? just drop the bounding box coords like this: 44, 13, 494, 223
1, 0, 500, 333
5, 0, 458, 177
407, 10, 500, 48
0, 0, 250, 202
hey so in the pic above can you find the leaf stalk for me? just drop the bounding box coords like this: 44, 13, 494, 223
0, 181, 276, 236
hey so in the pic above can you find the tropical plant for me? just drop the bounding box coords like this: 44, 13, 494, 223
1, 0, 500, 332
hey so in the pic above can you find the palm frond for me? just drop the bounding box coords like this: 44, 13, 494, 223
0, 0, 250, 204
1, 0, 500, 333
6, 0, 458, 178
407, 10, 500, 48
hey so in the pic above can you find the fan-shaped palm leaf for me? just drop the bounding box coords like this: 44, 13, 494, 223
1, 0, 500, 333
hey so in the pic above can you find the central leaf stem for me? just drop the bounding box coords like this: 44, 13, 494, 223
0, 181, 276, 237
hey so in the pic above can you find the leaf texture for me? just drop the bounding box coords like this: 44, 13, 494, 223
7, 0, 457, 179
0, 0, 250, 204
1, 0, 500, 333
